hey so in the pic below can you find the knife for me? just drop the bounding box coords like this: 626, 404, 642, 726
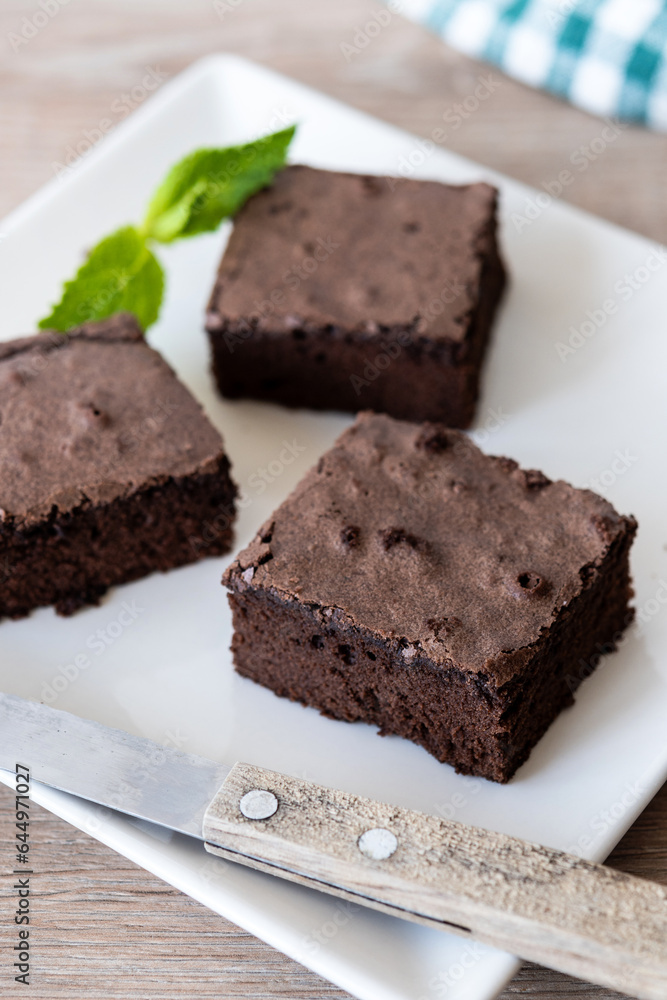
1, 692, 665, 999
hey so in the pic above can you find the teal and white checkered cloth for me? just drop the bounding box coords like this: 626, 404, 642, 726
397, 0, 667, 128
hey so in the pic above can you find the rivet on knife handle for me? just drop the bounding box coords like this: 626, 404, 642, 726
203, 762, 667, 1000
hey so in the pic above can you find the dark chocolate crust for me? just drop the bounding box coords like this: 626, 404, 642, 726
223, 412, 637, 782
0, 313, 237, 619
206, 165, 506, 427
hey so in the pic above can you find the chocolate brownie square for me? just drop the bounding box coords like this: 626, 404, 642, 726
0, 313, 236, 619
206, 165, 506, 428
222, 412, 636, 783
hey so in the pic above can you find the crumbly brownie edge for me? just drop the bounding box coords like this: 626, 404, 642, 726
225, 515, 635, 783
488, 514, 636, 778
0, 312, 143, 363
206, 199, 506, 428
209, 326, 480, 425
458, 210, 507, 401
0, 456, 236, 620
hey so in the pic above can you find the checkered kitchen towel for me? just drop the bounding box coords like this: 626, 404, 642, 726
396, 0, 667, 128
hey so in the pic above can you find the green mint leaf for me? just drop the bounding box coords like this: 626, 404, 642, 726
37, 127, 293, 334
142, 125, 296, 243
38, 225, 165, 332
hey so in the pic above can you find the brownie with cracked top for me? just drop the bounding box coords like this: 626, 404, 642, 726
206, 165, 506, 427
0, 313, 236, 619
223, 411, 636, 782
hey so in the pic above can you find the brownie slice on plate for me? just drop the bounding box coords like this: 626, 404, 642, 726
0, 313, 236, 619
206, 165, 506, 428
223, 411, 636, 783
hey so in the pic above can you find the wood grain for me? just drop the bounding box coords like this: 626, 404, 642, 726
1, 1, 666, 998
1, 0, 667, 240
1, 781, 667, 1000
204, 764, 667, 999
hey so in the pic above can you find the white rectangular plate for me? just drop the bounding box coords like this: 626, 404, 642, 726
1, 55, 667, 1000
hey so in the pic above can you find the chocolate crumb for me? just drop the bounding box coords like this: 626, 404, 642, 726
340, 525, 361, 548
379, 527, 421, 551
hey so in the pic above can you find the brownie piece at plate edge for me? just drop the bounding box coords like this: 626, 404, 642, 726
0, 312, 237, 620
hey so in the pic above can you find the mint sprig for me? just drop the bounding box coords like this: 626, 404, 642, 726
39, 125, 296, 333
142, 128, 296, 243
41, 226, 165, 332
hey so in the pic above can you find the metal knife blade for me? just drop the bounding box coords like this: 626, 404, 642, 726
0, 692, 230, 838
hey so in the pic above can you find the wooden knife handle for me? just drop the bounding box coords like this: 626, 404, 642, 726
203, 762, 667, 999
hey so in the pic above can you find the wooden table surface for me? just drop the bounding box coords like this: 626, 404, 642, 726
1, 2, 666, 998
